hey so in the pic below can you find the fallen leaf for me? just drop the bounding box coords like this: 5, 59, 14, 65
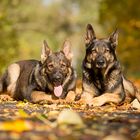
16, 109, 29, 118
0, 119, 33, 132
57, 109, 84, 127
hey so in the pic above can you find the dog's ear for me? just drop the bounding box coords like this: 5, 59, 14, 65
85, 24, 96, 45
109, 29, 118, 48
62, 40, 73, 60
41, 40, 52, 63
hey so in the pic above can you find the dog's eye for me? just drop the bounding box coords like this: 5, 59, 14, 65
48, 64, 54, 70
92, 49, 96, 53
105, 49, 110, 53
61, 63, 66, 69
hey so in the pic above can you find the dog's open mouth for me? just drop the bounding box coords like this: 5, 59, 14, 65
53, 81, 63, 97
54, 85, 63, 97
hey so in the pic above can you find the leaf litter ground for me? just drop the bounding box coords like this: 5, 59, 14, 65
0, 80, 140, 140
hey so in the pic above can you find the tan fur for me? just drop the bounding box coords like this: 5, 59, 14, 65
7, 63, 20, 96
82, 82, 97, 97
31, 91, 75, 104
31, 91, 52, 103
62, 68, 72, 87
90, 93, 122, 107
80, 82, 124, 106
122, 77, 135, 97
80, 82, 100, 103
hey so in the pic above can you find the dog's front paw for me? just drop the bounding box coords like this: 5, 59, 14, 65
77, 92, 93, 104
39, 100, 53, 105
0, 94, 13, 101
65, 91, 75, 102
88, 97, 105, 107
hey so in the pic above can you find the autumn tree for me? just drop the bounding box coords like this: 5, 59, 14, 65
0, 0, 139, 77
0, 0, 19, 73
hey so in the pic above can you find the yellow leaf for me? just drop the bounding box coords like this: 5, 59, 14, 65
16, 102, 27, 107
0, 119, 33, 132
17, 109, 29, 118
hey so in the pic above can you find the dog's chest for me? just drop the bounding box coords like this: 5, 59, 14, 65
93, 74, 107, 92
91, 69, 111, 92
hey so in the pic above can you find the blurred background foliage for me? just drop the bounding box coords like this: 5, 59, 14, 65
0, 0, 140, 77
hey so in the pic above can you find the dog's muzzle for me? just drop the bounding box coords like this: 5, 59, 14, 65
52, 73, 63, 86
51, 72, 64, 98
95, 56, 106, 68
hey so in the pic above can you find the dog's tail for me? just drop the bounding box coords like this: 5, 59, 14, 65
0, 70, 8, 93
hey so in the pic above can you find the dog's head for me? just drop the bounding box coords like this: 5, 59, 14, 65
84, 24, 118, 69
40, 40, 72, 98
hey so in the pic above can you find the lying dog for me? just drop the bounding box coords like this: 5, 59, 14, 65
81, 24, 139, 106
0, 40, 76, 103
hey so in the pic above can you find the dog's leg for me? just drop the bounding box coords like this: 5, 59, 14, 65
123, 76, 135, 97
30, 91, 52, 103
92, 93, 121, 106
89, 83, 125, 106
77, 82, 100, 104
31, 91, 65, 104
122, 76, 139, 102
7, 63, 20, 97
0, 63, 20, 96
65, 91, 76, 102
79, 91, 94, 104
90, 92, 124, 107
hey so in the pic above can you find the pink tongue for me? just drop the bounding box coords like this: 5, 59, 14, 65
54, 85, 63, 97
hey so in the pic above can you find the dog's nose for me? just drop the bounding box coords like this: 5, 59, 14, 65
54, 75, 62, 82
97, 59, 105, 66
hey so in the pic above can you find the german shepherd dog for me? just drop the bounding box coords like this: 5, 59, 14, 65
0, 40, 76, 103
81, 24, 139, 106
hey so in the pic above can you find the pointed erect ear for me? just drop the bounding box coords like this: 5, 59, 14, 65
62, 40, 73, 60
109, 29, 118, 47
85, 24, 96, 45
41, 40, 51, 63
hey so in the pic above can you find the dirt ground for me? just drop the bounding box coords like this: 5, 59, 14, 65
0, 79, 140, 140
